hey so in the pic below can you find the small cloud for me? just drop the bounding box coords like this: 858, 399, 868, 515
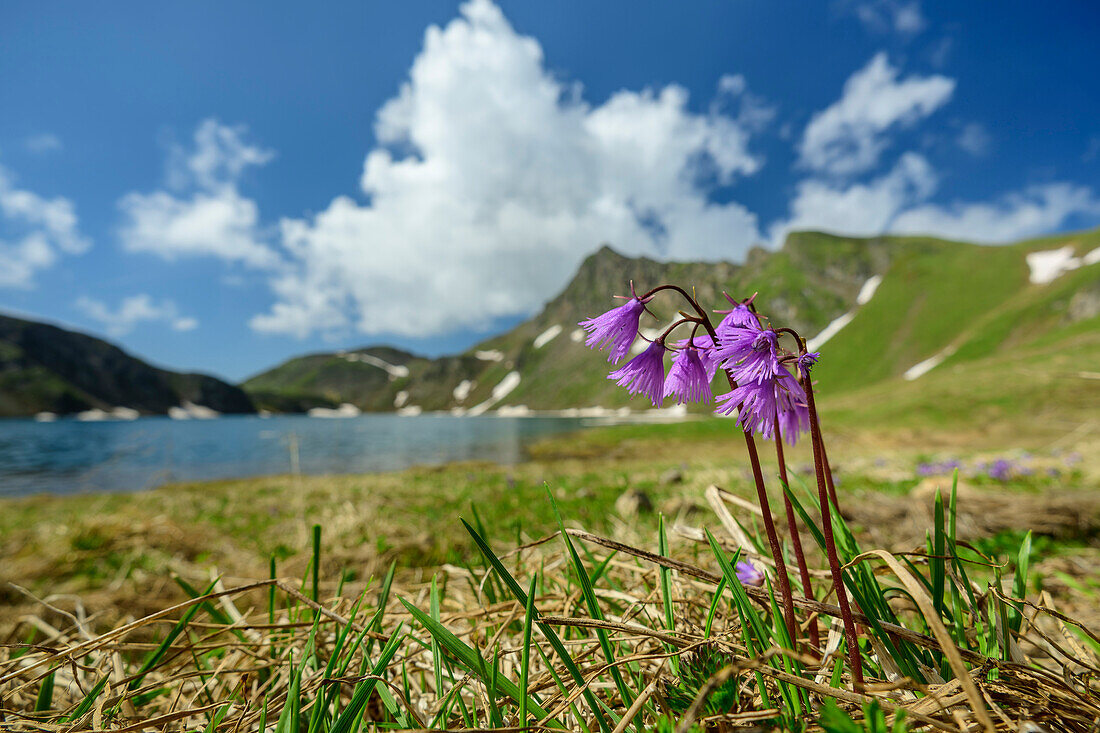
928, 36, 953, 68
75, 294, 196, 337
24, 133, 63, 154
840, 0, 926, 36
1084, 136, 1100, 163
117, 119, 279, 268
956, 123, 991, 156
0, 161, 90, 289
798, 53, 955, 176
172, 316, 199, 332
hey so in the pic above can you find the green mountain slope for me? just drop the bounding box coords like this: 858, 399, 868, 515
0, 314, 255, 417
245, 227, 1099, 417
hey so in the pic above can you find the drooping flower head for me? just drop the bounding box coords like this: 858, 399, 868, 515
674, 333, 721, 381
579, 290, 648, 363
713, 322, 780, 383
608, 339, 667, 407
663, 347, 713, 405
715, 368, 809, 444
774, 372, 810, 445
796, 350, 820, 376
735, 560, 764, 586
714, 293, 761, 338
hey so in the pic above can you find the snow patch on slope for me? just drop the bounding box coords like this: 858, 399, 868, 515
340, 352, 409, 378
533, 324, 562, 348
453, 379, 474, 402
475, 349, 504, 362
805, 275, 882, 352
903, 345, 957, 381
467, 371, 521, 416
1026, 245, 1090, 284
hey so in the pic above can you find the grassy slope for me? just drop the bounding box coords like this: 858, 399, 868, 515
240, 228, 1099, 418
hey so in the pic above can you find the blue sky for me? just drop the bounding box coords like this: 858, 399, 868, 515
1, 0, 1098, 382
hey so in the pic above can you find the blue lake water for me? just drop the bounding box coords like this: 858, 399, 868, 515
0, 414, 591, 497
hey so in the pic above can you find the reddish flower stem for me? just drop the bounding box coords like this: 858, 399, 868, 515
802, 371, 865, 688
742, 428, 798, 646
642, 284, 800, 648
773, 422, 821, 653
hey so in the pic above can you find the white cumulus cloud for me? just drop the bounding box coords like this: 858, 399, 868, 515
891, 183, 1100, 243
75, 294, 198, 337
118, 119, 279, 268
251, 0, 766, 338
0, 162, 90, 289
771, 152, 936, 243
798, 53, 954, 176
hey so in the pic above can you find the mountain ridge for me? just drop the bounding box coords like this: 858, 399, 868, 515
242, 227, 1100, 416
0, 313, 255, 418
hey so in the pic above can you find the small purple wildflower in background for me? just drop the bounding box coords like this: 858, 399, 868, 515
987, 459, 1013, 481
608, 339, 667, 407
714, 324, 780, 383
579, 296, 647, 363
735, 560, 764, 586
664, 347, 713, 404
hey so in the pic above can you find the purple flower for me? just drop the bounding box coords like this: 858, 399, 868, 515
775, 375, 810, 444
797, 351, 820, 374
715, 369, 809, 443
579, 297, 646, 363
664, 347, 713, 404
675, 333, 721, 380
715, 295, 761, 337
987, 459, 1013, 481
735, 560, 764, 586
713, 324, 780, 384
608, 339, 667, 407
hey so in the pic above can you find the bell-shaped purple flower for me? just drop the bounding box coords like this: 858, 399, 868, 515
713, 323, 780, 383
714, 295, 761, 338
608, 339, 667, 407
735, 560, 764, 586
715, 368, 809, 444
796, 351, 820, 375
675, 333, 721, 381
663, 347, 713, 404
775, 372, 810, 445
579, 296, 646, 363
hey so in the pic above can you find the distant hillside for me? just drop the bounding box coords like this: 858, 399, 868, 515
245, 227, 1100, 417
0, 314, 254, 418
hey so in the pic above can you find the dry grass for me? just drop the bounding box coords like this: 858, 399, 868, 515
2, 478, 1098, 732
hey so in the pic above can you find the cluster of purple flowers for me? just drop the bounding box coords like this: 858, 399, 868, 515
578, 289, 819, 444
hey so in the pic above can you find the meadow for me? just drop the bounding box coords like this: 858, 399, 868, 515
2, 396, 1097, 731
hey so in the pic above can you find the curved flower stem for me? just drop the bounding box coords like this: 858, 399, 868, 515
643, 283, 800, 648
802, 371, 865, 688
773, 421, 820, 653
742, 428, 798, 647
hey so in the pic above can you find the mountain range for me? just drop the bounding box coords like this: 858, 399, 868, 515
244, 227, 1100, 422
2, 227, 1097, 421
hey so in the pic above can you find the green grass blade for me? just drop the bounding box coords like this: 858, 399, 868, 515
461, 518, 611, 733
399, 597, 559, 726
63, 675, 109, 723
328, 628, 406, 733
520, 575, 537, 728
547, 489, 639, 730
129, 578, 219, 693
932, 490, 946, 620
34, 669, 55, 714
